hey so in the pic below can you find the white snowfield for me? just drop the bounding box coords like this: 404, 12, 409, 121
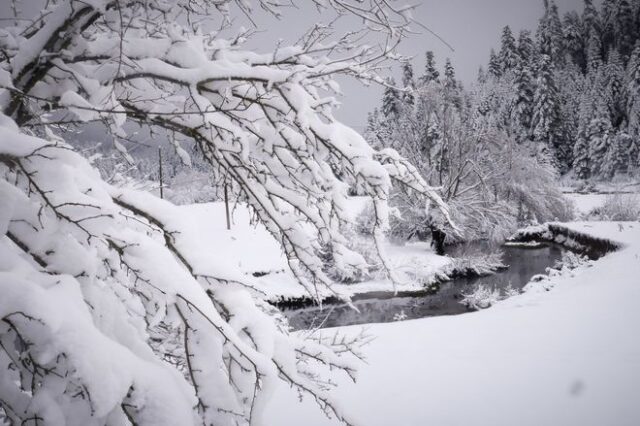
173, 202, 452, 302
266, 221, 640, 426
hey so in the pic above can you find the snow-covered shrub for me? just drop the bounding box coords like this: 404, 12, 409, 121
502, 284, 522, 298
0, 1, 454, 424
460, 285, 501, 310
554, 251, 590, 271
392, 310, 408, 321
449, 245, 505, 276
588, 194, 640, 221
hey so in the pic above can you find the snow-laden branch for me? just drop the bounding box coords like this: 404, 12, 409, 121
0, 1, 451, 424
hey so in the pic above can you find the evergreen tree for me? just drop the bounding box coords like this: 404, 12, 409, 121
573, 129, 591, 179
477, 66, 488, 84
420, 51, 440, 85
604, 50, 626, 127
603, 130, 632, 176
382, 77, 401, 120
532, 54, 565, 167
512, 59, 535, 142
499, 25, 519, 72
626, 44, 640, 167
537, 0, 564, 65
600, 0, 618, 56
563, 11, 585, 70
587, 97, 614, 177
401, 61, 416, 106
517, 30, 536, 67
488, 49, 502, 79
615, 0, 635, 59
582, 0, 601, 43
587, 31, 603, 71
444, 58, 461, 109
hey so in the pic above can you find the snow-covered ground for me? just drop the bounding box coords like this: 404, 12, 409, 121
565, 191, 639, 217
265, 222, 640, 426
171, 201, 454, 302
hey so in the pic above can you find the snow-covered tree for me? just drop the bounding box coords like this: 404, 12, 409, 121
588, 98, 614, 177
0, 1, 453, 425
488, 49, 503, 79
401, 61, 416, 106
563, 11, 585, 70
499, 26, 519, 72
420, 51, 440, 85
512, 55, 535, 142
626, 43, 640, 158
532, 54, 564, 166
537, 0, 564, 65
382, 77, 402, 120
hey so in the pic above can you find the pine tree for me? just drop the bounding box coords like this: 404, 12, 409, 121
401, 61, 416, 106
615, 0, 635, 59
582, 0, 601, 43
444, 58, 460, 109
587, 31, 603, 71
382, 77, 401, 120
563, 11, 585, 70
587, 97, 614, 177
532, 54, 565, 166
537, 0, 564, 65
604, 50, 626, 127
573, 128, 591, 179
600, 0, 617, 56
517, 30, 536, 65
420, 51, 440, 85
488, 49, 502, 79
604, 131, 632, 176
499, 25, 519, 72
626, 44, 640, 168
512, 59, 535, 142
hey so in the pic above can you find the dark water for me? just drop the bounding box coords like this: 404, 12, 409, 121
282, 243, 565, 330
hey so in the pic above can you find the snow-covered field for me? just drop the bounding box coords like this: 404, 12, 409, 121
565, 191, 639, 217
266, 222, 640, 426
172, 201, 454, 302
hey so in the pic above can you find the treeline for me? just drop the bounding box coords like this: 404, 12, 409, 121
366, 0, 640, 185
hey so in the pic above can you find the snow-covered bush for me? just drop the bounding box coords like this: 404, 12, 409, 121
459, 285, 501, 310
588, 194, 640, 221
0, 1, 454, 424
449, 246, 505, 276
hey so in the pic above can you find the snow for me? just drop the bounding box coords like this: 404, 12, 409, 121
266, 221, 640, 426
139, 198, 453, 302
565, 192, 639, 217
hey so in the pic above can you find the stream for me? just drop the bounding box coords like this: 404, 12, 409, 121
281, 242, 566, 330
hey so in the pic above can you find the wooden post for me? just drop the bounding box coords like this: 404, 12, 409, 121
158, 147, 164, 199
224, 182, 231, 230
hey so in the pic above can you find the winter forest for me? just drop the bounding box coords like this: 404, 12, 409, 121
0, 0, 639, 426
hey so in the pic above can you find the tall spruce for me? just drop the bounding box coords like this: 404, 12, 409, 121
626, 43, 640, 161
488, 49, 502, 79
382, 77, 401, 120
499, 26, 519, 72
402, 61, 416, 106
532, 54, 565, 167
563, 11, 585, 70
421, 51, 440, 84
537, 0, 564, 65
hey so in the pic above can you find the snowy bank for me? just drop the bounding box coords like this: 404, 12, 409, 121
171, 201, 501, 304
266, 221, 640, 426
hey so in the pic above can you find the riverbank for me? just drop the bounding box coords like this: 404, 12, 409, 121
266, 222, 640, 426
